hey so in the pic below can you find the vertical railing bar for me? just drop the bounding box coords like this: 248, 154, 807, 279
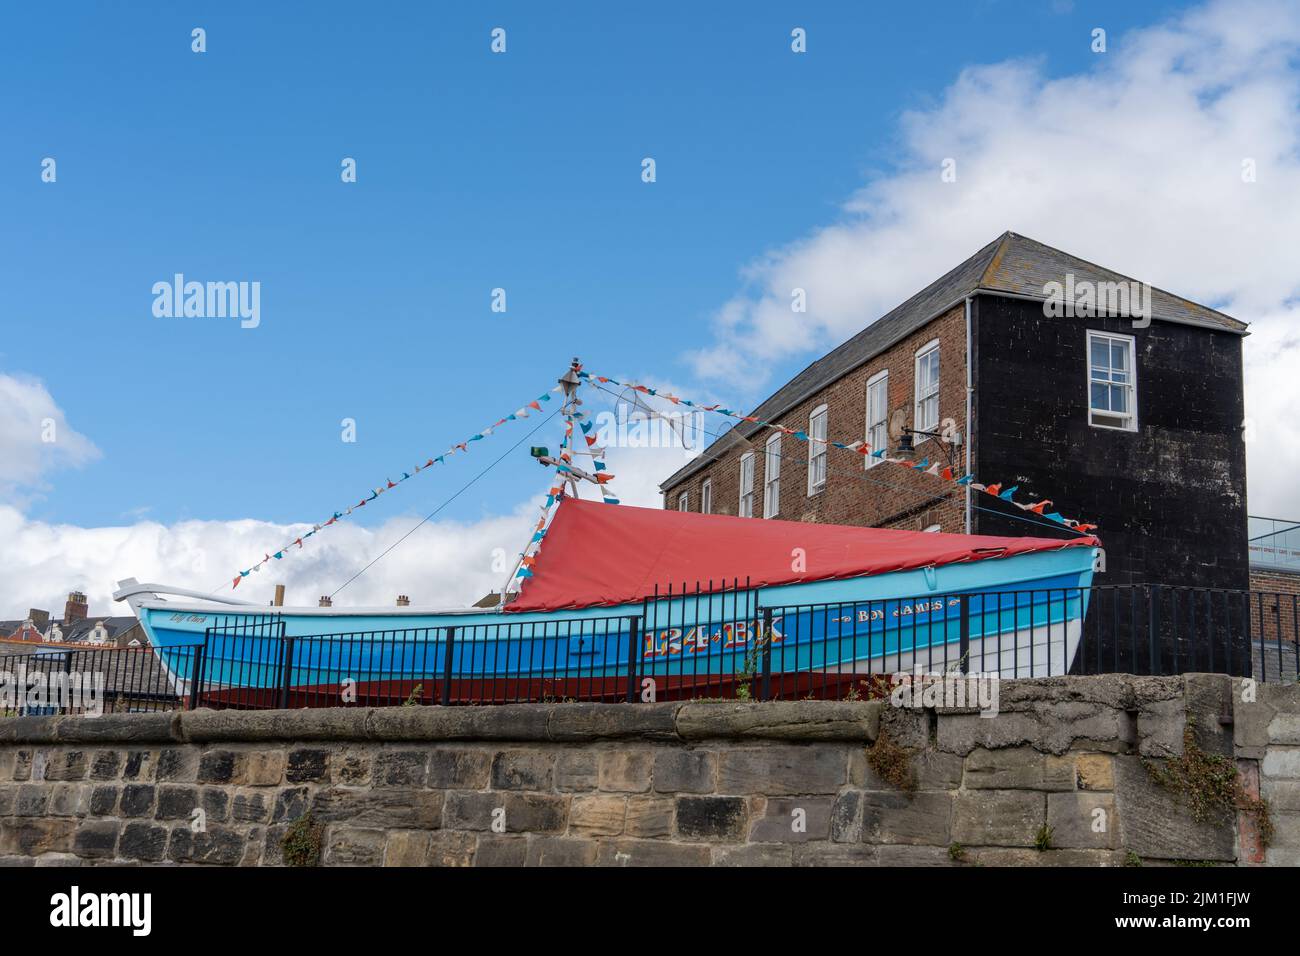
441, 625, 456, 706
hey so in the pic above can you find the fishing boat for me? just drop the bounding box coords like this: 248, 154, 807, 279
114, 497, 1101, 705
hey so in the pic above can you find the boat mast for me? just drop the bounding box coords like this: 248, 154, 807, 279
497, 357, 584, 605
557, 358, 583, 501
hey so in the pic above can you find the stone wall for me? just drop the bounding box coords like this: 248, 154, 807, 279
1, 674, 1297, 867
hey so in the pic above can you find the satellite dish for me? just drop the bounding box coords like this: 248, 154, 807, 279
888, 408, 907, 442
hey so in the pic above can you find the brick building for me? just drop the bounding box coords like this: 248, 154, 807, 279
660, 232, 1250, 591
1249, 516, 1300, 592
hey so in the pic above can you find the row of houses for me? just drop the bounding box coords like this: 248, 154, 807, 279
0, 591, 146, 650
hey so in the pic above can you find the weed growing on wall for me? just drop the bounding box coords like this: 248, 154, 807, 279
866, 729, 915, 792
1143, 723, 1273, 849
1034, 824, 1054, 851
281, 813, 324, 867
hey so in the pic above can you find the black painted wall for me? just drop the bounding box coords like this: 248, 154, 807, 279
971, 293, 1248, 591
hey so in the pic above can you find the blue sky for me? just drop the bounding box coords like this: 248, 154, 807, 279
2, 0, 1169, 530
5, 0, 1299, 611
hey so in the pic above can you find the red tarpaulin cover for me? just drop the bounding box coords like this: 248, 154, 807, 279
507, 498, 1098, 613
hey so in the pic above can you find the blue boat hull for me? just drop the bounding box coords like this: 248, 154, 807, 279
129, 546, 1099, 699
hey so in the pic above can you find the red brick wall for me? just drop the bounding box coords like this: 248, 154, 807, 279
664, 304, 969, 533
1251, 569, 1300, 597
1250, 569, 1300, 646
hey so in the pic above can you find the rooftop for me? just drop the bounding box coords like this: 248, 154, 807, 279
0, 615, 143, 645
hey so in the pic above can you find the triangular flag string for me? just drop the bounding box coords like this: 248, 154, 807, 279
511, 409, 573, 584
579, 370, 1096, 536
228, 383, 565, 590
511, 360, 620, 586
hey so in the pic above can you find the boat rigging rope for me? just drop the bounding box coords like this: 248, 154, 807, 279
326, 408, 561, 600
219, 384, 565, 591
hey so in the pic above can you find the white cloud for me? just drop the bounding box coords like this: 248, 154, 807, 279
0, 439, 700, 619
0, 373, 698, 618
686, 0, 1300, 516
0, 373, 99, 502
0, 500, 551, 617
1243, 319, 1300, 515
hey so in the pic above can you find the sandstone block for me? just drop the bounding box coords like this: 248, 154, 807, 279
951, 790, 1045, 847
569, 794, 626, 836
716, 747, 846, 795
384, 830, 431, 866
963, 747, 1073, 790
427, 748, 491, 789
526, 837, 599, 866
1047, 792, 1119, 849
861, 791, 953, 845
285, 748, 332, 784
747, 796, 832, 843
373, 750, 428, 787
323, 826, 386, 865
653, 750, 716, 793
491, 750, 554, 791
598, 750, 654, 792
245, 750, 287, 786
675, 795, 748, 841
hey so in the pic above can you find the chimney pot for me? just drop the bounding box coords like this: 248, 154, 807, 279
318, 596, 332, 608
396, 595, 410, 607
64, 592, 88, 623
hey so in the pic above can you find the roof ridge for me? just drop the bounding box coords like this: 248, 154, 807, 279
983, 232, 1244, 329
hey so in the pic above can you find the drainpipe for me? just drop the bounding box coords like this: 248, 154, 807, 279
964, 297, 973, 535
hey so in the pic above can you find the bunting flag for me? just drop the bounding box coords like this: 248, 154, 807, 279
579, 370, 1097, 535
228, 384, 564, 589
585, 415, 620, 505
511, 403, 574, 584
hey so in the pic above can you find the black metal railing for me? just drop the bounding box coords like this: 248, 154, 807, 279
0, 642, 201, 716
1, 583, 1296, 715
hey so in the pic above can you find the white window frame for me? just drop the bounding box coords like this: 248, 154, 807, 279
807, 404, 829, 495
865, 370, 889, 469
677, 491, 689, 512
700, 478, 712, 515
913, 340, 940, 435
763, 433, 782, 518
738, 452, 755, 518
1086, 330, 1138, 432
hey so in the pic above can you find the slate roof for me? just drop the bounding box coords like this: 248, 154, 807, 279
49, 616, 144, 645
661, 232, 1246, 490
